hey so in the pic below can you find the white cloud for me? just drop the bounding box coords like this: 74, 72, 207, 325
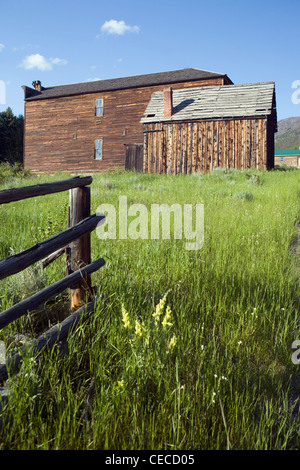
100, 19, 140, 35
20, 54, 68, 71
21, 54, 52, 71
0, 44, 5, 52
49, 57, 68, 66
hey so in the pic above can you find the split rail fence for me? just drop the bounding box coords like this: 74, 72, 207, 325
0, 176, 105, 383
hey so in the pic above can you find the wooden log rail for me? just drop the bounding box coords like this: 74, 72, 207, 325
0, 258, 105, 330
0, 214, 104, 281
0, 176, 92, 205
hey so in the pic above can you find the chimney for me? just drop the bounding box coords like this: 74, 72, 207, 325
164, 87, 173, 118
32, 80, 42, 92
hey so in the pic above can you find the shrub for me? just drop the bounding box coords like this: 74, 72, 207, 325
0, 162, 31, 186
273, 164, 298, 172
232, 191, 254, 201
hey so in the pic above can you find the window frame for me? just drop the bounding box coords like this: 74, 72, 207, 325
95, 98, 103, 117
94, 139, 103, 160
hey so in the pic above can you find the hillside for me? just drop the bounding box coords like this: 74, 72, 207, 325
275, 116, 300, 149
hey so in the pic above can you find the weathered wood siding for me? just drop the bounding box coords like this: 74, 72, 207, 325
125, 144, 144, 172
24, 77, 227, 173
143, 117, 273, 174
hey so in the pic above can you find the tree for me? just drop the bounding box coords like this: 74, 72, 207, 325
0, 107, 24, 164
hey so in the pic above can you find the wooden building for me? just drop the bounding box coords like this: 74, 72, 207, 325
274, 149, 300, 167
22, 68, 232, 173
141, 82, 277, 174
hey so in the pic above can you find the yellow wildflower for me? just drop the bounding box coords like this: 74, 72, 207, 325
134, 319, 143, 337
152, 294, 167, 325
114, 379, 125, 391
122, 304, 131, 328
162, 305, 173, 328
167, 334, 177, 352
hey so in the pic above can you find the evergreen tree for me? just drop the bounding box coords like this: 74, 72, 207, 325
0, 107, 24, 164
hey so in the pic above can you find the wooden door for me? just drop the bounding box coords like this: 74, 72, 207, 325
125, 144, 144, 172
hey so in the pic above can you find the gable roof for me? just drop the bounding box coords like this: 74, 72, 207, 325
140, 82, 277, 124
22, 68, 232, 101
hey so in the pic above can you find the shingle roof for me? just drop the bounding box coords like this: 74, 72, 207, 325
23, 68, 232, 101
140, 82, 277, 123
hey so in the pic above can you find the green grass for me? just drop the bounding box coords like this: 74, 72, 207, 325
0, 166, 299, 450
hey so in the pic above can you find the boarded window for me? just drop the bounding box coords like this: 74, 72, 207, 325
96, 99, 103, 117
95, 139, 103, 160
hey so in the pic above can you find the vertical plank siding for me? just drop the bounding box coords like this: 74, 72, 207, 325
143, 117, 271, 174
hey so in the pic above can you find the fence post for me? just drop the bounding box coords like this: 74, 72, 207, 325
69, 186, 91, 311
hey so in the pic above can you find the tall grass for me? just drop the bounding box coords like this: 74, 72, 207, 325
0, 167, 299, 450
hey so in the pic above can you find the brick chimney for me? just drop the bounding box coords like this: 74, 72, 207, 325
32, 80, 42, 91
163, 87, 173, 118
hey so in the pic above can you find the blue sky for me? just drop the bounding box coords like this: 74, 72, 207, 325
0, 0, 299, 121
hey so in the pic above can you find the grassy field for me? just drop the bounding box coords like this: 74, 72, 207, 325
0, 165, 299, 450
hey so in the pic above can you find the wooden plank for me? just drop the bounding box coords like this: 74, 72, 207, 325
172, 124, 176, 175
170, 124, 175, 175
69, 186, 92, 311
143, 125, 148, 173
192, 123, 197, 173
188, 122, 193, 173
214, 121, 219, 168
0, 213, 104, 281
162, 125, 167, 173
199, 121, 204, 172
206, 122, 212, 172
40, 248, 65, 270
0, 176, 92, 205
255, 119, 259, 169
218, 121, 223, 168
228, 120, 233, 169
0, 258, 105, 331
234, 120, 238, 168
167, 124, 172, 174
182, 123, 187, 174
258, 118, 263, 169
202, 122, 207, 172
195, 123, 200, 172
263, 118, 267, 170
246, 119, 250, 169
241, 121, 245, 170
153, 124, 157, 174
249, 120, 254, 168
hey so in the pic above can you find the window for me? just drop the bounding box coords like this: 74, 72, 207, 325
96, 99, 103, 117
95, 139, 103, 160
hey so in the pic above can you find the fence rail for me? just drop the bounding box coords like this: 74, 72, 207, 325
0, 175, 105, 384
0, 176, 93, 204
0, 214, 104, 281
